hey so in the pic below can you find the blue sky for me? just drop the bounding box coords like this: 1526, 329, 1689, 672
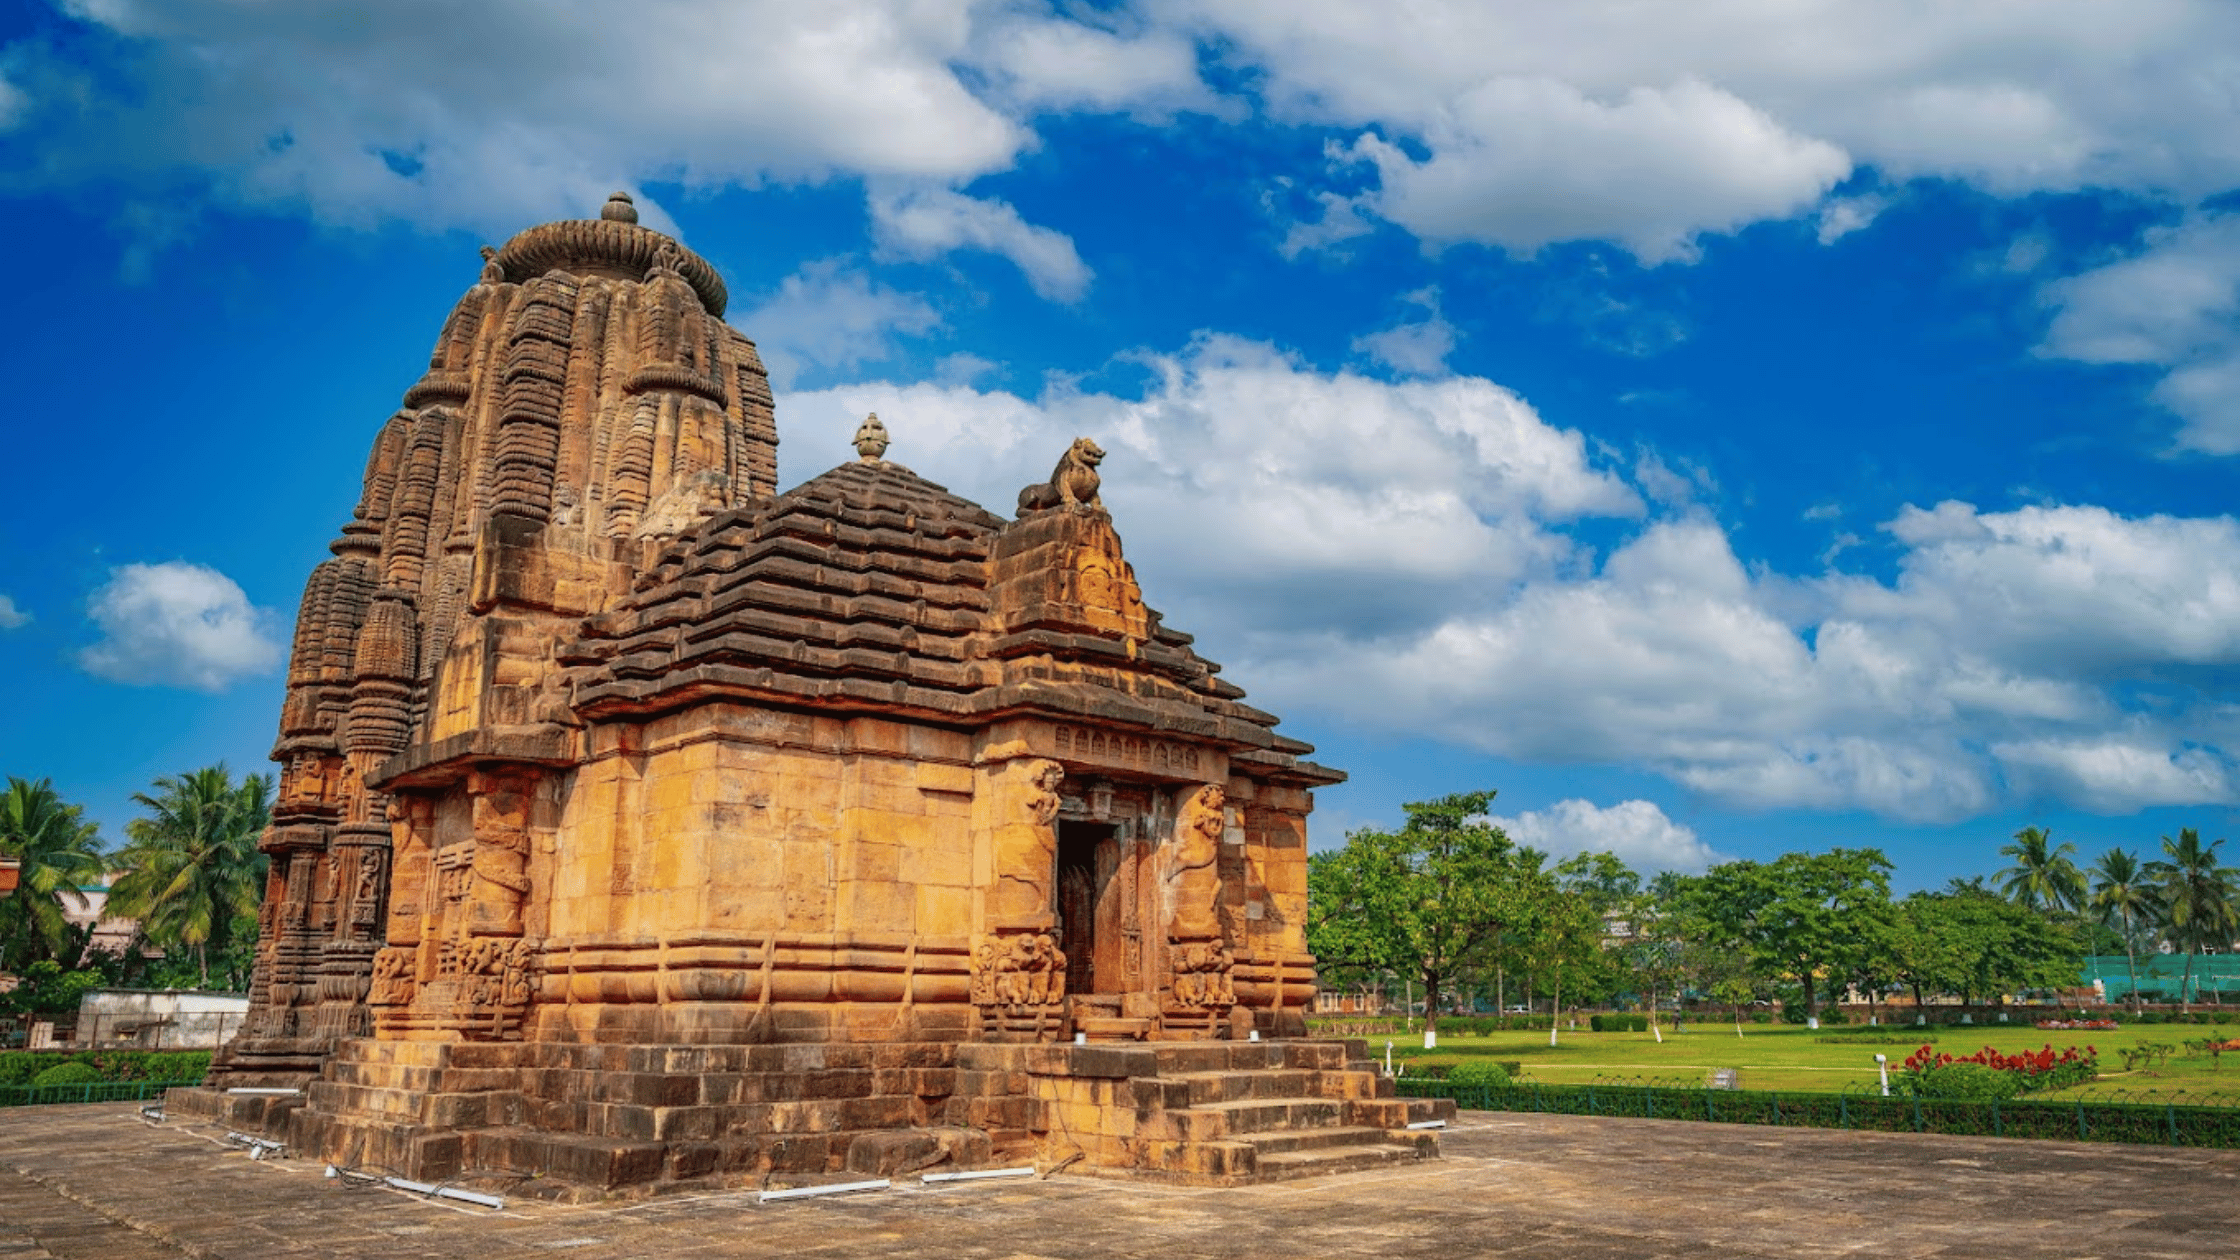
4, 1, 2239, 890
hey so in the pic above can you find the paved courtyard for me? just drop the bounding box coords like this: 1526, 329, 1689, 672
3, 1103, 2235, 1259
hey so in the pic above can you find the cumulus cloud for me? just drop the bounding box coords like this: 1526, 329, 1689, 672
2039, 212, 2240, 453
784, 333, 1639, 637
1491, 799, 1728, 874
781, 339, 2240, 822
23, 1, 2240, 271
1343, 78, 1850, 262
1176, 0, 2240, 259
868, 186, 1093, 302
77, 561, 282, 691
1352, 287, 1457, 376
9, 2, 1053, 233
974, 13, 1215, 118
735, 259, 941, 390
0, 594, 28, 629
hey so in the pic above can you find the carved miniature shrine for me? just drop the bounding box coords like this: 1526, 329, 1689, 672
172, 194, 1451, 1189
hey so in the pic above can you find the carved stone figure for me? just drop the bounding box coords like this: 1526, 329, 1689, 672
1017, 436, 1105, 514
852, 413, 890, 462
1169, 784, 1225, 940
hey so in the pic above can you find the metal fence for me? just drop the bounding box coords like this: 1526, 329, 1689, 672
0, 1079, 202, 1109
1397, 1078, 2240, 1149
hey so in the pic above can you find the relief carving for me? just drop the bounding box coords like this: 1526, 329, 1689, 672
367, 945, 417, 1007
1168, 784, 1225, 940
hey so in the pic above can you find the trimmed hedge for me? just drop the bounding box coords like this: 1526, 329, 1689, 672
0, 1050, 211, 1087
1589, 1014, 1651, 1033
1396, 1078, 2240, 1149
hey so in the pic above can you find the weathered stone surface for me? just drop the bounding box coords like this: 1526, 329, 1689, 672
10, 1104, 2240, 1258
196, 200, 1349, 1192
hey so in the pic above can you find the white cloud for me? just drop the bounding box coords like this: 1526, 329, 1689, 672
1344, 78, 1850, 263
785, 338, 2240, 822
1176, 0, 2240, 258
974, 14, 1215, 117
1278, 188, 1377, 259
782, 333, 1640, 639
15, 1, 1046, 233
1816, 192, 1888, 244
2039, 212, 2240, 453
0, 71, 25, 131
868, 185, 1093, 302
1491, 798, 1727, 874
1352, 287, 1457, 376
735, 259, 940, 390
0, 594, 28, 629
77, 561, 282, 691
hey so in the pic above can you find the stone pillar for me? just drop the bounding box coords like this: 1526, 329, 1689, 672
1161, 784, 1236, 1034
969, 757, 1067, 1039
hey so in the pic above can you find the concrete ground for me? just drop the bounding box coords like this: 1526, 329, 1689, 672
2, 1103, 2234, 1259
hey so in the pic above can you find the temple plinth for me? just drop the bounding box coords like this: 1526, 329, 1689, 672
171, 197, 1450, 1190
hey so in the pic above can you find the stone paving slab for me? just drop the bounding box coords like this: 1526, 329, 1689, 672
3, 1103, 2237, 1258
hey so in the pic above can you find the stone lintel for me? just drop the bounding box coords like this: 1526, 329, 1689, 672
371, 724, 578, 790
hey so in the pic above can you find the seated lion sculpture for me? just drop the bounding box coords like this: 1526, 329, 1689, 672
1018, 436, 1105, 514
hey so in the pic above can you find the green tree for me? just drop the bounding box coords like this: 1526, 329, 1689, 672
2145, 828, 2240, 1008
1304, 791, 1523, 1032
0, 777, 107, 972
1682, 848, 1894, 1022
1998, 825, 2086, 913
2089, 847, 2156, 1012
107, 765, 272, 988
1938, 881, 2082, 1004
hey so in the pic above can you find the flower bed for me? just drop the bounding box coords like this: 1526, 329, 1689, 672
1902, 1043, 2097, 1097
2037, 1019, 2119, 1031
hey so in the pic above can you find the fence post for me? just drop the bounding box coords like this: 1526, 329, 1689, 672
1912, 1096, 1923, 1133
2076, 1100, 2086, 1141
1840, 1095, 1849, 1129
1588, 1086, 1597, 1116
1992, 1098, 2001, 1138
1772, 1092, 1780, 1126
2167, 1103, 2178, 1146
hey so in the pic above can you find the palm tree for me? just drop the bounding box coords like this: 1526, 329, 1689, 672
1998, 825, 2086, 913
107, 765, 272, 987
2144, 829, 2240, 1009
0, 778, 107, 971
2089, 848, 2155, 1012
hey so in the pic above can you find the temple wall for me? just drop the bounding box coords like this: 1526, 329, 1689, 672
523, 705, 980, 1044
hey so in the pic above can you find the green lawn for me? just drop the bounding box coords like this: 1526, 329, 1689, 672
1370, 1020, 2240, 1100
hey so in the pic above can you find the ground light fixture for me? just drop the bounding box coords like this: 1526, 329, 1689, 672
1875, 1053, 1890, 1097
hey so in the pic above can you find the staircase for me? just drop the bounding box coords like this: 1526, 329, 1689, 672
1132, 1040, 1452, 1182
951, 1038, 1454, 1185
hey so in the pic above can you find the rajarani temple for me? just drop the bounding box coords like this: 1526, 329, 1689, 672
172, 194, 1451, 1190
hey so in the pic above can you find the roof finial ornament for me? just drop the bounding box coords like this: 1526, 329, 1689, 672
853, 413, 891, 463
601, 190, 640, 224
477, 244, 502, 284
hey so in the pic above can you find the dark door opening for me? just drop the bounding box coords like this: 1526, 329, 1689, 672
1055, 821, 1121, 997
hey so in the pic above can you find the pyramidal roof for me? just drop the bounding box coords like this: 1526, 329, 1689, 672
560, 451, 1336, 782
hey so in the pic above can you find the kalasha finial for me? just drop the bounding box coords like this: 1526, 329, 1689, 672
853, 413, 890, 462
601, 190, 639, 224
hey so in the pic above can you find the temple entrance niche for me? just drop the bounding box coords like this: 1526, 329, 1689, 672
1055, 821, 1124, 998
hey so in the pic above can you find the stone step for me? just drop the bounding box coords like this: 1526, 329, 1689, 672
1167, 1069, 1322, 1105
1235, 1124, 1395, 1155
1173, 1097, 1344, 1139
1080, 1017, 1153, 1042
1252, 1142, 1427, 1182
1347, 1096, 1456, 1130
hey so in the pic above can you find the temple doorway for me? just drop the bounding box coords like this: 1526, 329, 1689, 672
1055, 821, 1122, 997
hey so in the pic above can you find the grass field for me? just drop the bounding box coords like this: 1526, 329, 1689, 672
1369, 1019, 2240, 1100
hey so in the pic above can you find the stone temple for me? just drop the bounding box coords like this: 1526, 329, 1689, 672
172, 194, 1451, 1189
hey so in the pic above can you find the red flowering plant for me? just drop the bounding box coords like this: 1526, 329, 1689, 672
1899, 1042, 2099, 1098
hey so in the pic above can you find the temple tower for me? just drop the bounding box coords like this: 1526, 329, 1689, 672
184, 203, 1451, 1188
